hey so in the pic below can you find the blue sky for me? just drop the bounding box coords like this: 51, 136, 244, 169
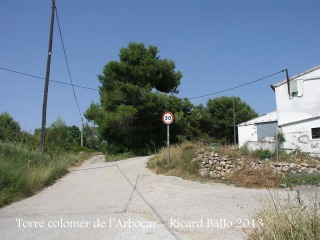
1, 0, 319, 132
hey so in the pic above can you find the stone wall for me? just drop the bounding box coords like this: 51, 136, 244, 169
195, 149, 320, 179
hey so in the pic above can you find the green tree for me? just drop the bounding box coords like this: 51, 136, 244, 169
206, 96, 258, 144
85, 43, 183, 154
46, 117, 81, 151
186, 104, 213, 142
0, 112, 21, 141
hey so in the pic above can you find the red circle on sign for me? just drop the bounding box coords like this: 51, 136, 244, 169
162, 111, 174, 125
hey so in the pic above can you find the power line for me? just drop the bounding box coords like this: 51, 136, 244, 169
1, 66, 286, 103
0, 67, 99, 91
55, 5, 82, 119
188, 69, 286, 99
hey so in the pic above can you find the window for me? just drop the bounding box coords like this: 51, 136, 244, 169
311, 128, 320, 139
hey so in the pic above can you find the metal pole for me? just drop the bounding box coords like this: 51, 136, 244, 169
40, 0, 55, 154
167, 124, 170, 164
276, 128, 279, 162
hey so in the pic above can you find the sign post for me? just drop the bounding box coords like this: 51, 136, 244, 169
162, 112, 174, 164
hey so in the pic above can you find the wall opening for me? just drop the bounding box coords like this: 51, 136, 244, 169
311, 127, 320, 139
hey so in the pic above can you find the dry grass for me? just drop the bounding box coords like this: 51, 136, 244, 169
147, 142, 204, 180
247, 190, 320, 240
230, 165, 282, 188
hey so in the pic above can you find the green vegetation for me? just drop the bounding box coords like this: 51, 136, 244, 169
85, 42, 257, 155
0, 112, 99, 208
0, 141, 95, 207
207, 97, 258, 144
147, 142, 206, 180
284, 173, 320, 187
248, 190, 320, 240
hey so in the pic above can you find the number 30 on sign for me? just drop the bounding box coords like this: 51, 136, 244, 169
162, 111, 174, 125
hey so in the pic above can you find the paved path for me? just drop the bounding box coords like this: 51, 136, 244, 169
0, 155, 318, 240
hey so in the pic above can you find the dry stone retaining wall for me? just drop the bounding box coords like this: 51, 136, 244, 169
195, 149, 320, 179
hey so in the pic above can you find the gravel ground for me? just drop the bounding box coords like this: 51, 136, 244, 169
0, 155, 319, 240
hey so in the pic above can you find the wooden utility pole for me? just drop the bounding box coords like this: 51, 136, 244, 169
40, 0, 55, 154
233, 97, 236, 146
81, 118, 84, 147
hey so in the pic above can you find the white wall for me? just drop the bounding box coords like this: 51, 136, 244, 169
274, 69, 320, 126
238, 124, 257, 148
281, 118, 320, 156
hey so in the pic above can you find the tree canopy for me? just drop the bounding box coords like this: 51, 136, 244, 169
85, 43, 259, 154
207, 96, 258, 144
0, 112, 21, 141
85, 43, 185, 154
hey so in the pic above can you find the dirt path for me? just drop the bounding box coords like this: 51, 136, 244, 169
0, 155, 318, 240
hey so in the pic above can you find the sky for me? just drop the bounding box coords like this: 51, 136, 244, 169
1, 0, 319, 133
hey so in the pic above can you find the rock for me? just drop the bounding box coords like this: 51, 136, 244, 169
215, 167, 222, 171
282, 166, 290, 172
220, 161, 226, 166
209, 171, 217, 178
301, 163, 309, 167
289, 163, 296, 169
307, 168, 314, 175
199, 168, 209, 177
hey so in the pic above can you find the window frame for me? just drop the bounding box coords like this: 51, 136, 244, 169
311, 127, 320, 139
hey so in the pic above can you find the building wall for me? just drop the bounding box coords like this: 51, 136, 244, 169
273, 68, 320, 156
238, 124, 257, 148
281, 118, 320, 156
274, 69, 320, 126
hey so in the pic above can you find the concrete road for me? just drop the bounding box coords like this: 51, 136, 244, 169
0, 155, 318, 240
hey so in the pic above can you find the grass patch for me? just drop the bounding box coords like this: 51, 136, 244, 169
147, 142, 204, 180
0, 141, 97, 208
248, 190, 320, 240
283, 173, 320, 187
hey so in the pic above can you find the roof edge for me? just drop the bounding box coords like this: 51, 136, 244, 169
271, 65, 320, 89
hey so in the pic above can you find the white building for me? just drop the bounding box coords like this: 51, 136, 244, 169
238, 111, 278, 151
238, 65, 320, 156
271, 65, 320, 156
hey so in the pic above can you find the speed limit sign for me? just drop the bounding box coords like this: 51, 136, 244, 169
162, 111, 174, 125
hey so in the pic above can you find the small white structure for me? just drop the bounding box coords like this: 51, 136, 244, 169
271, 65, 320, 156
238, 111, 278, 151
